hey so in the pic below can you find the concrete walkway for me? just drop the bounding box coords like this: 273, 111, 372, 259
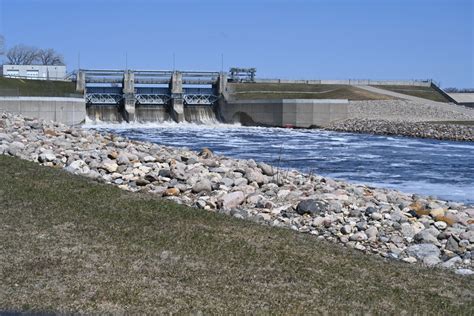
357, 85, 447, 105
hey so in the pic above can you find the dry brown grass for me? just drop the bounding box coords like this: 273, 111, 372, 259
228, 83, 393, 101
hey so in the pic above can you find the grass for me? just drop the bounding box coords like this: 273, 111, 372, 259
0, 155, 473, 314
0, 77, 78, 97
375, 85, 450, 102
228, 83, 393, 101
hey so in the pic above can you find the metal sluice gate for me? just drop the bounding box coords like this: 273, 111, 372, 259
85, 93, 218, 106
81, 69, 223, 106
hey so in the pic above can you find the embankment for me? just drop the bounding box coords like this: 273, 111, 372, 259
2, 155, 473, 313
326, 100, 474, 141
1, 112, 473, 276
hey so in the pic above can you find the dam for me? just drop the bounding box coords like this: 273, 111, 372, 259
76, 68, 349, 127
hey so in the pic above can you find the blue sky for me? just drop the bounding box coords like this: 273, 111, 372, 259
0, 0, 472, 88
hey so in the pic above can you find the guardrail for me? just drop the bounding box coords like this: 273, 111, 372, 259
0, 74, 71, 81
252, 78, 434, 87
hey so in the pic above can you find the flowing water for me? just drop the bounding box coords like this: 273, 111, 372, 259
84, 121, 474, 204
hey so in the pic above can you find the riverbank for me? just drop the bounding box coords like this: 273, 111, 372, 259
0, 112, 473, 275
326, 119, 474, 141
325, 100, 474, 141
2, 155, 473, 313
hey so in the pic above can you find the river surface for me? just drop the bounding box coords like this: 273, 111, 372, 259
85, 122, 474, 204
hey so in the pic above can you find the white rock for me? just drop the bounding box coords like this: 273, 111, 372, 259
220, 191, 245, 209
402, 257, 417, 263
101, 160, 118, 173
434, 221, 447, 230
143, 155, 156, 162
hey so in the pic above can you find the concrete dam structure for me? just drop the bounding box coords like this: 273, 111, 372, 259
77, 69, 349, 127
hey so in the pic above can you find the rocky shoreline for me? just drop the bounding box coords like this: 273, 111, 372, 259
326, 119, 474, 142
1, 112, 473, 275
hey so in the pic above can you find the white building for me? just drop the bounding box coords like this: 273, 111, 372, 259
1, 64, 67, 80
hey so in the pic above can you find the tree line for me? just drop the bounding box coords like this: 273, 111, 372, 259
444, 87, 474, 93
0, 35, 64, 66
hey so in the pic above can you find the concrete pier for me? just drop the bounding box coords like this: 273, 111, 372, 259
75, 70, 86, 93
122, 70, 135, 122
170, 71, 184, 122
214, 72, 227, 96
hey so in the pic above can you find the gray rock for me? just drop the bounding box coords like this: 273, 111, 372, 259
455, 269, 474, 275
295, 199, 326, 216
234, 178, 248, 187
192, 179, 212, 193
220, 191, 245, 209
38, 151, 56, 162
446, 236, 460, 252
143, 155, 156, 162
116, 154, 130, 165
159, 169, 171, 178
365, 227, 378, 240
328, 201, 343, 213
220, 177, 234, 187
100, 159, 118, 173
356, 221, 368, 231
370, 212, 383, 221
414, 230, 441, 246
245, 168, 264, 185
404, 244, 441, 260
422, 256, 441, 267
349, 209, 362, 217
365, 206, 376, 215
66, 160, 90, 175
440, 256, 462, 269
349, 231, 368, 241
257, 162, 276, 176
341, 225, 352, 235
400, 222, 416, 238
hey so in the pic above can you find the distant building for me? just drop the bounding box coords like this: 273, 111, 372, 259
1, 64, 66, 80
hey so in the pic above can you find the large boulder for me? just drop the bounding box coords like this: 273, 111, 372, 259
404, 244, 441, 260
192, 179, 212, 193
414, 230, 441, 246
295, 199, 326, 216
100, 159, 118, 173
245, 168, 264, 185
38, 151, 57, 163
220, 191, 245, 209
257, 162, 276, 176
66, 160, 90, 175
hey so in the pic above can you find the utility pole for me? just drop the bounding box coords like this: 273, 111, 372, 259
221, 53, 224, 73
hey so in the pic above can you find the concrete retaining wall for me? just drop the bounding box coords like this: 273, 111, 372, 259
0, 97, 86, 125
220, 99, 348, 128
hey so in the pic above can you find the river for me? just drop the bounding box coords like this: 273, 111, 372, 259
85, 122, 474, 204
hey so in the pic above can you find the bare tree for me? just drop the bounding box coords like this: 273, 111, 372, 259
37, 48, 64, 65
6, 44, 39, 65
0, 34, 5, 56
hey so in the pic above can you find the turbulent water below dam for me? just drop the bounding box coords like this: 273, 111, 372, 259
84, 122, 474, 204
